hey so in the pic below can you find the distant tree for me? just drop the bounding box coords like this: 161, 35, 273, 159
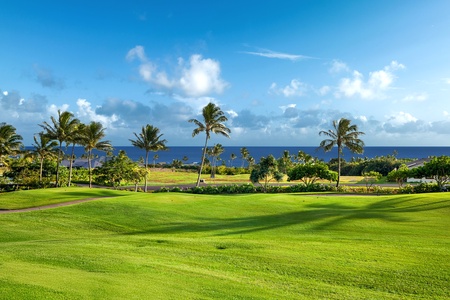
278, 150, 293, 173
287, 162, 337, 187
80, 121, 112, 188
208, 143, 224, 178
250, 155, 284, 192
95, 150, 143, 189
412, 156, 450, 189
39, 110, 80, 186
240, 147, 249, 167
0, 122, 23, 166
361, 171, 382, 192
171, 159, 183, 170
153, 154, 159, 168
296, 151, 314, 164
189, 103, 231, 187
32, 132, 58, 184
66, 123, 86, 187
319, 118, 365, 187
129, 124, 168, 192
387, 164, 410, 187
182, 156, 189, 164
230, 153, 237, 167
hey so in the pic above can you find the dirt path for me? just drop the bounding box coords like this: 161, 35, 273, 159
0, 197, 111, 214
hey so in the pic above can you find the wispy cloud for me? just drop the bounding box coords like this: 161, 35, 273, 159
241, 48, 311, 61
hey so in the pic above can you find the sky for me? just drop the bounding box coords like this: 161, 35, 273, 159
1, 0, 450, 147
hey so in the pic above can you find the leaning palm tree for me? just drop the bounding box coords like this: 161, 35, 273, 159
0, 123, 23, 165
80, 122, 112, 188
240, 147, 249, 168
319, 118, 365, 187
32, 132, 59, 184
189, 103, 231, 187
208, 143, 224, 178
39, 110, 80, 186
129, 124, 167, 192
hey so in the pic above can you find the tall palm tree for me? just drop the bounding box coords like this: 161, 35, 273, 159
80, 122, 112, 188
208, 143, 224, 178
129, 124, 167, 192
240, 147, 249, 168
189, 102, 231, 187
0, 123, 23, 165
39, 110, 80, 186
230, 153, 237, 167
66, 123, 86, 187
319, 118, 365, 187
32, 132, 59, 184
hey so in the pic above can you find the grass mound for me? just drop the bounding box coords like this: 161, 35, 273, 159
0, 189, 449, 299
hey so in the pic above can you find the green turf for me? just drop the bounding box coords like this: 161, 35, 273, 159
0, 187, 128, 210
0, 189, 449, 299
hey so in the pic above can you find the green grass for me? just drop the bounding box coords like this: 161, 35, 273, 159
0, 189, 449, 299
0, 187, 128, 210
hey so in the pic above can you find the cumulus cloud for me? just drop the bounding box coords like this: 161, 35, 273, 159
240, 48, 311, 61
76, 99, 119, 129
270, 79, 307, 97
126, 46, 227, 97
179, 54, 227, 97
381, 111, 428, 133
95, 98, 152, 125
317, 86, 330, 96
32, 64, 65, 89
337, 61, 405, 99
329, 59, 350, 74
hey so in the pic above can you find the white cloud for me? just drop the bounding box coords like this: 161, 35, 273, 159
318, 86, 330, 96
126, 46, 227, 97
329, 60, 350, 74
386, 111, 417, 126
226, 110, 238, 118
179, 54, 227, 97
337, 61, 405, 99
401, 93, 428, 102
241, 48, 311, 61
76, 99, 119, 129
270, 79, 306, 97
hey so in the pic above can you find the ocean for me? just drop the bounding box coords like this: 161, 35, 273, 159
42, 146, 450, 166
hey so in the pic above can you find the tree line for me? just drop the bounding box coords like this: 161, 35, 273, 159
2, 102, 449, 192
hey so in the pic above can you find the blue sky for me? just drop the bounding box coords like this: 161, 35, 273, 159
1, 0, 450, 146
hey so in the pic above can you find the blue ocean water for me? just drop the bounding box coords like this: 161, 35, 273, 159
49, 146, 450, 166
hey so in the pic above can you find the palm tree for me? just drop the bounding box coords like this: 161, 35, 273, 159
240, 147, 249, 168
0, 123, 23, 165
230, 153, 237, 167
189, 102, 231, 187
153, 154, 159, 168
39, 110, 80, 186
129, 124, 167, 192
319, 118, 365, 187
32, 132, 59, 184
66, 123, 85, 187
80, 122, 112, 188
208, 143, 224, 178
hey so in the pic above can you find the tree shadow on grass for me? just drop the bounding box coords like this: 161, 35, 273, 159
123, 196, 450, 237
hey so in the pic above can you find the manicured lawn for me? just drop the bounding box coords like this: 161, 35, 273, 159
0, 187, 128, 210
0, 189, 449, 299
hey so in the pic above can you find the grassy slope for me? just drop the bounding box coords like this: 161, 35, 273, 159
0, 189, 449, 299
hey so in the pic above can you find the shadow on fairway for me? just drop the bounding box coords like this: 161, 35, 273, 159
124, 196, 450, 236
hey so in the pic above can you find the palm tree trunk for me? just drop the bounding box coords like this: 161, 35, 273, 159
56, 142, 62, 187
39, 157, 44, 184
144, 151, 149, 192
196, 137, 209, 187
336, 147, 341, 188
88, 150, 92, 188
68, 143, 75, 187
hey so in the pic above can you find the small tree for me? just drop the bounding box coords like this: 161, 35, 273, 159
250, 155, 284, 192
287, 162, 337, 187
361, 171, 382, 192
387, 164, 410, 187
94, 150, 141, 189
